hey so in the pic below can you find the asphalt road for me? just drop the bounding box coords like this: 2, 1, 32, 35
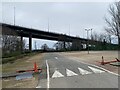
37, 53, 119, 88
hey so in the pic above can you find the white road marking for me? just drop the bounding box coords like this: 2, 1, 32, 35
88, 66, 105, 73
36, 86, 41, 88
66, 69, 78, 76
91, 64, 119, 76
55, 57, 58, 59
71, 57, 119, 76
52, 70, 64, 78
46, 60, 50, 88
78, 67, 92, 75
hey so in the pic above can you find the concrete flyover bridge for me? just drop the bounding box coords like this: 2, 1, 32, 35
1, 23, 104, 51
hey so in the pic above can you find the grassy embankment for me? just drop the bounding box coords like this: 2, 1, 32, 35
2, 52, 44, 88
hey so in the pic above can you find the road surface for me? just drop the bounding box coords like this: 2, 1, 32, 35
37, 53, 119, 88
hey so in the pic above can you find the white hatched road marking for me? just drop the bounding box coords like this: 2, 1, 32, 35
88, 66, 105, 73
52, 66, 106, 79
66, 69, 78, 76
52, 70, 64, 78
78, 67, 92, 75
70, 57, 119, 76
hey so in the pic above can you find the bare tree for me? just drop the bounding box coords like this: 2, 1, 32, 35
92, 31, 112, 43
103, 34, 112, 43
54, 41, 72, 51
2, 27, 25, 57
53, 41, 64, 51
41, 44, 49, 51
105, 2, 120, 45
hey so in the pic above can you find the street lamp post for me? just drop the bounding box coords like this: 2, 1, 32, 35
90, 29, 93, 40
85, 28, 92, 54
48, 18, 49, 32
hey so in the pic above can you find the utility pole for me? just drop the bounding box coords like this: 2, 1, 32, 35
85, 28, 91, 54
14, 6, 16, 26
69, 24, 70, 36
48, 18, 49, 32
68, 24, 70, 50
90, 29, 93, 50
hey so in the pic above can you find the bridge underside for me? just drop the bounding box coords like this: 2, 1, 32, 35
1, 23, 101, 51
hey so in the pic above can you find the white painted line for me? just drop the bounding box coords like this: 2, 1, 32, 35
66, 69, 78, 76
78, 67, 92, 75
80, 61, 119, 76
46, 60, 50, 88
72, 57, 119, 76
91, 64, 120, 76
88, 66, 105, 73
52, 70, 64, 78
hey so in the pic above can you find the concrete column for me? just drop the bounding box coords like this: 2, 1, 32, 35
79, 40, 82, 50
20, 36, 23, 53
63, 41, 66, 50
29, 34, 32, 52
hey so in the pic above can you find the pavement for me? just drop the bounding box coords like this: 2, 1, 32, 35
37, 53, 119, 88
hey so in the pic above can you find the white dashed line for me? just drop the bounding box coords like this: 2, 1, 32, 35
46, 60, 50, 88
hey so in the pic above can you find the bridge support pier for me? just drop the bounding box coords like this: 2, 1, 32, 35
72, 40, 82, 51
20, 36, 23, 53
63, 41, 66, 50
29, 34, 32, 52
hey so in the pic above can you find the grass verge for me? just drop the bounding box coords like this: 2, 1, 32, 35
2, 52, 44, 88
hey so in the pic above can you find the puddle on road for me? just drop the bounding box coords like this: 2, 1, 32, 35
16, 73, 33, 80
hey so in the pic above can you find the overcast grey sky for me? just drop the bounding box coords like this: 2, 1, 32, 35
1, 1, 118, 49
